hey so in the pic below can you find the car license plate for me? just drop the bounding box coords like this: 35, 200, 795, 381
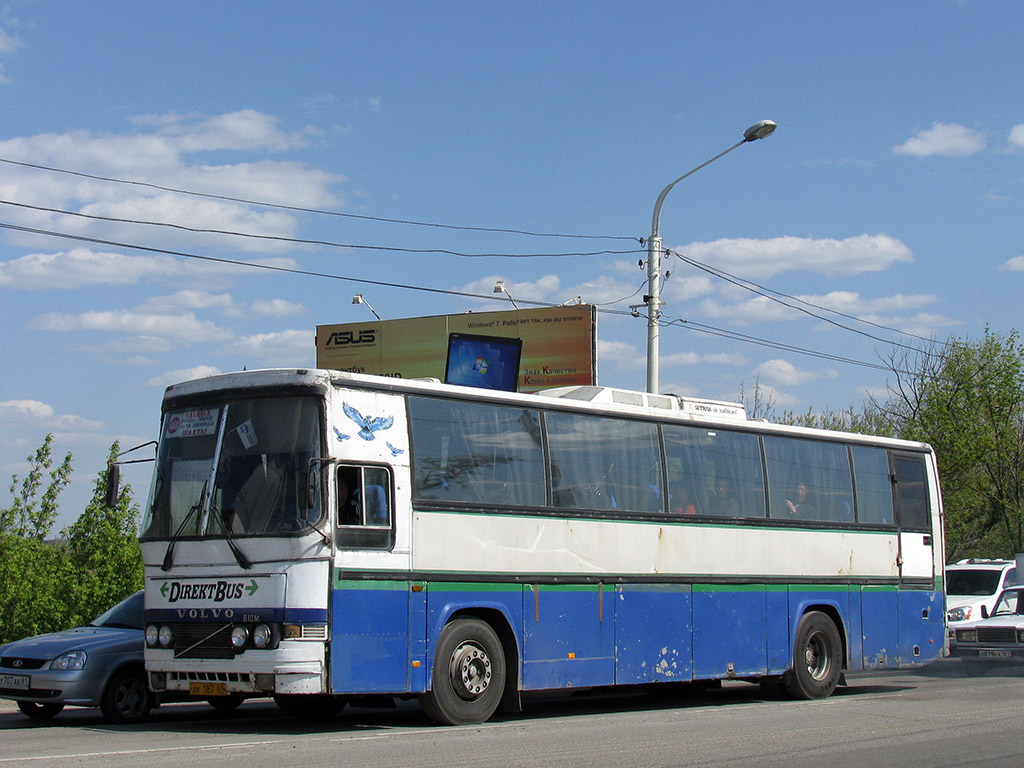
0, 673, 30, 690
979, 649, 1012, 660
189, 682, 229, 697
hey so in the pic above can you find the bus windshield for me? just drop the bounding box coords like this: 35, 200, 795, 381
140, 396, 323, 539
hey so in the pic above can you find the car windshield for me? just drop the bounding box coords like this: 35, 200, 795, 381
90, 591, 144, 629
140, 396, 323, 539
991, 588, 1024, 616
946, 568, 1004, 596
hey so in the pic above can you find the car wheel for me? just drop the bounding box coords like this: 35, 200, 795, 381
100, 667, 154, 724
17, 701, 65, 720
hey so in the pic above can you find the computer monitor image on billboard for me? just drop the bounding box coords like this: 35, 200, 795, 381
444, 333, 523, 392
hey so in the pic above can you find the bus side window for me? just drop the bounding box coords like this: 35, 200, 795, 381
338, 465, 392, 528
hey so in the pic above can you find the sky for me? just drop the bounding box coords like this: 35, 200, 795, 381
1, 1, 1022, 532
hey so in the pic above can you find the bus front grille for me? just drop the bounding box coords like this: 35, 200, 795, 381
172, 623, 234, 659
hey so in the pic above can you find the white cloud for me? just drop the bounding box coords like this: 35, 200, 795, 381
129, 110, 315, 154
252, 298, 306, 317
892, 122, 986, 157
28, 309, 234, 345
0, 399, 104, 431
145, 366, 221, 389
597, 340, 645, 370
0, 248, 303, 290
753, 359, 838, 387
1010, 125, 1024, 151
1001, 255, 1024, 271
0, 110, 345, 256
0, 248, 178, 288
231, 330, 313, 366
460, 274, 562, 303
678, 234, 913, 279
0, 27, 23, 56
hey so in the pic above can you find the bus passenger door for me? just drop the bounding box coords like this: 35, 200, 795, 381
894, 454, 933, 584
331, 463, 412, 693
893, 453, 942, 665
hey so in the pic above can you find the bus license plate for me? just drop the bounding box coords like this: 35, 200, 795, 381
979, 649, 1012, 660
189, 682, 228, 697
0, 673, 30, 690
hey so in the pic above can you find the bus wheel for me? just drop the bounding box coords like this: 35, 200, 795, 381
419, 618, 506, 725
783, 611, 842, 700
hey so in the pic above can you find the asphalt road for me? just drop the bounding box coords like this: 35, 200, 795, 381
2, 660, 1023, 768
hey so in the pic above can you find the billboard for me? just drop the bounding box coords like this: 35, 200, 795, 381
316, 304, 597, 393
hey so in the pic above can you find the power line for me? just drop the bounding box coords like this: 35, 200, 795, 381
0, 156, 637, 242
668, 248, 948, 351
0, 220, 577, 307
0, 199, 642, 260
0, 218, 926, 376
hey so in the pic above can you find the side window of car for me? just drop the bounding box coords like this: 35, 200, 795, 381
1004, 567, 1017, 589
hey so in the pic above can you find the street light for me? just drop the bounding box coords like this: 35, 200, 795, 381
351, 293, 381, 320
645, 119, 777, 394
493, 280, 521, 309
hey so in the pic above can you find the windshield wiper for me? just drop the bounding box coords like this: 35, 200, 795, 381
211, 504, 252, 570
161, 481, 207, 572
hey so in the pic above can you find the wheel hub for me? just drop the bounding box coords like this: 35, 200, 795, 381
449, 641, 492, 700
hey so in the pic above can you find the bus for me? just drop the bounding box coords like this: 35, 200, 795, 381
131, 368, 945, 725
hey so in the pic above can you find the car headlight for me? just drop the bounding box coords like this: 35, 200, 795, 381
145, 625, 160, 648
158, 625, 174, 648
230, 625, 250, 650
957, 629, 978, 643
947, 606, 972, 623
1018, 630, 1024, 644
49, 649, 87, 670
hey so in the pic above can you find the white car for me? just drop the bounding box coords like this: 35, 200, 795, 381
946, 559, 1018, 648
952, 585, 1024, 663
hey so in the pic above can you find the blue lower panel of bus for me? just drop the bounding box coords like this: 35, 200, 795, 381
614, 584, 692, 683
522, 584, 614, 689
329, 577, 944, 695
331, 579, 413, 693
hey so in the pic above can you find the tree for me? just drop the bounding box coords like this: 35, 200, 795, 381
62, 441, 144, 625
0, 433, 73, 539
0, 436, 143, 644
874, 329, 1024, 559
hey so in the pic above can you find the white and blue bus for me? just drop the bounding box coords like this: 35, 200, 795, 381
135, 368, 945, 724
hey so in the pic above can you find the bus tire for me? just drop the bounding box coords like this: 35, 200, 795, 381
419, 618, 506, 725
782, 611, 842, 700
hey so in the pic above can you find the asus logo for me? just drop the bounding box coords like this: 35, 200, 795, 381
325, 329, 377, 347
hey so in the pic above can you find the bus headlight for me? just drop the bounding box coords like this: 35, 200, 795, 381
158, 625, 174, 648
252, 624, 273, 649
145, 625, 160, 648
231, 625, 250, 650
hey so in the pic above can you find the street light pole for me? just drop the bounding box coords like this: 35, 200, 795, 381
645, 119, 777, 394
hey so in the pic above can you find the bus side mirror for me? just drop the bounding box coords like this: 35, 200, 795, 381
104, 464, 121, 508
300, 466, 318, 510
981, 605, 990, 620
